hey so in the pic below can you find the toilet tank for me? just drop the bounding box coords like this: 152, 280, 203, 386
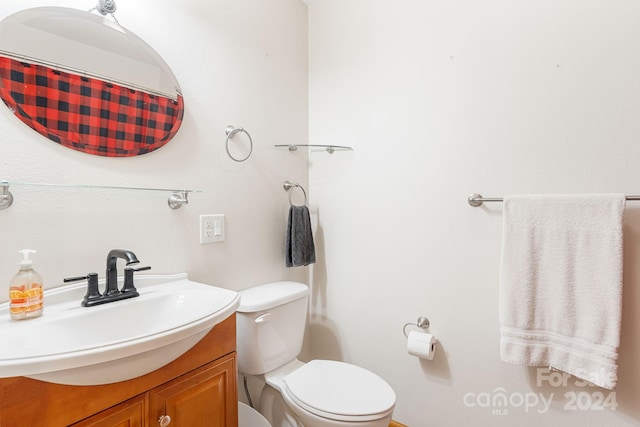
236, 281, 309, 375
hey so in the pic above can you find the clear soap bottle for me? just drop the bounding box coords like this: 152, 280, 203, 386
9, 249, 44, 320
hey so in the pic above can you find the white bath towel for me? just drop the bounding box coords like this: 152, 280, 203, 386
499, 194, 625, 389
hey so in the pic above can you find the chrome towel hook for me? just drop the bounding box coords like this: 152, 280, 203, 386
225, 125, 253, 162
283, 181, 307, 207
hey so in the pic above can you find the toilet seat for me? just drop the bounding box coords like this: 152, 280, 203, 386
282, 360, 396, 422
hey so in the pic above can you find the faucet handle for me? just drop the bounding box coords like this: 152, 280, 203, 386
122, 266, 151, 294
65, 273, 102, 307
63, 274, 92, 283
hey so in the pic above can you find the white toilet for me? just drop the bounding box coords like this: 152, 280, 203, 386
239, 402, 271, 427
236, 281, 396, 427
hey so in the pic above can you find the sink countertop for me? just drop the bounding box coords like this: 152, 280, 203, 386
0, 273, 239, 385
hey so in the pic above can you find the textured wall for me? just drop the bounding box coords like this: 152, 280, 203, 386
308, 1, 640, 425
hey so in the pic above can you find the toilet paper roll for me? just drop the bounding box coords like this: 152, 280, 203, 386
407, 330, 436, 360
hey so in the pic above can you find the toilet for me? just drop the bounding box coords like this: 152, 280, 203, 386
236, 281, 396, 427
239, 402, 271, 427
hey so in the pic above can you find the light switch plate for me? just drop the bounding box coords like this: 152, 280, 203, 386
200, 214, 225, 243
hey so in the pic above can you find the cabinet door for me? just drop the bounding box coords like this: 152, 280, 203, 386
70, 394, 146, 427
149, 353, 237, 427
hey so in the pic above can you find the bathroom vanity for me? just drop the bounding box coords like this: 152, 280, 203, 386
0, 313, 238, 426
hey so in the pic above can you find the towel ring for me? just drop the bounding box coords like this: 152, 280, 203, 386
225, 125, 253, 162
283, 181, 307, 207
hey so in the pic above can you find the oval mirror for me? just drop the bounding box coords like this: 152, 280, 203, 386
0, 6, 184, 157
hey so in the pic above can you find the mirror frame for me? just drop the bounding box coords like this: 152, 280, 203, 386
0, 7, 184, 157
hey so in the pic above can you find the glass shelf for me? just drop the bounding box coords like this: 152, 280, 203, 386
0, 180, 201, 210
274, 144, 353, 154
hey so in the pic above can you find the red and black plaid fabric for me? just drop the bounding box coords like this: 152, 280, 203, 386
0, 56, 184, 157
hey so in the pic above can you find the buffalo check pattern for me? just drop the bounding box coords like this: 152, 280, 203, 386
0, 56, 184, 157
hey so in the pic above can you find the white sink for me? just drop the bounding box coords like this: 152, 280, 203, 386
0, 273, 239, 386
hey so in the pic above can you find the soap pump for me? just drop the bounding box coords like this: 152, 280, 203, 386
9, 249, 44, 320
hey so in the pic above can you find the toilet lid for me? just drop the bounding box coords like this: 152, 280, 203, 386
283, 360, 396, 420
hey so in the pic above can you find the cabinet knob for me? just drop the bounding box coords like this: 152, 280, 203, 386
158, 415, 172, 427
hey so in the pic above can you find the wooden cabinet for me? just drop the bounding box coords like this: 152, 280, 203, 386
71, 395, 146, 427
72, 355, 236, 427
149, 355, 236, 427
0, 314, 238, 427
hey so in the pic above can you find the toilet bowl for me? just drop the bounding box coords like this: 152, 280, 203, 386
239, 402, 271, 427
236, 282, 396, 427
266, 359, 395, 427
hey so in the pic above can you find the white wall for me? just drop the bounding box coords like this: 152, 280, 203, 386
308, 0, 640, 426
0, 0, 309, 296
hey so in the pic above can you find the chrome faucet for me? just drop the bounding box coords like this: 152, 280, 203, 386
105, 249, 140, 296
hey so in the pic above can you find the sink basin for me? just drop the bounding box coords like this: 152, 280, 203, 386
0, 273, 239, 385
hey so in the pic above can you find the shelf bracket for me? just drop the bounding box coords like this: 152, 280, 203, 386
167, 191, 189, 209
274, 144, 353, 154
0, 181, 14, 210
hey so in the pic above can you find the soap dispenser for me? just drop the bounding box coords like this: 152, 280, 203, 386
9, 249, 44, 320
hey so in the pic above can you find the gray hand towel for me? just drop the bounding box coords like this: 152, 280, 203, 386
286, 205, 316, 267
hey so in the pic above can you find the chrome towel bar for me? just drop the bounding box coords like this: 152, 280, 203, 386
468, 193, 640, 207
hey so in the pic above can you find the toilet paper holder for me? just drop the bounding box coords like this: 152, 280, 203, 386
403, 316, 439, 344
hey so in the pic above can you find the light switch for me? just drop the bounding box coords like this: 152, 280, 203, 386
213, 216, 223, 237
200, 214, 225, 243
